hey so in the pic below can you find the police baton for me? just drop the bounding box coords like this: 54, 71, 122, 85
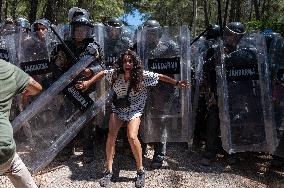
48, 24, 78, 62
190, 25, 212, 46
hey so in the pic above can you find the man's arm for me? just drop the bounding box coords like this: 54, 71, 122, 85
23, 77, 42, 96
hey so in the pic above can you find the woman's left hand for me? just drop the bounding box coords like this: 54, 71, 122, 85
176, 80, 190, 89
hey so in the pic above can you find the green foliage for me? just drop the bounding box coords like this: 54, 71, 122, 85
1, 0, 283, 36
246, 19, 284, 36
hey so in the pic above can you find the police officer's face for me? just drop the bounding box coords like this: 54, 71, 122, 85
74, 25, 89, 42
123, 55, 133, 73
108, 27, 121, 39
147, 32, 159, 46
223, 30, 242, 48
35, 25, 48, 41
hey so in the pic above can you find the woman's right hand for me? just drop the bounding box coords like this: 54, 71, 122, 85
75, 80, 90, 92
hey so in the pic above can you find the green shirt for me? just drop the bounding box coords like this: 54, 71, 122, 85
0, 59, 29, 164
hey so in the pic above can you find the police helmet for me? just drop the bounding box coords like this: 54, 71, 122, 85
223, 22, 245, 47
264, 32, 282, 51
206, 24, 220, 40
1, 18, 15, 35
225, 22, 245, 35
68, 7, 90, 21
143, 20, 162, 44
70, 14, 93, 28
105, 18, 123, 28
4, 18, 14, 25
70, 15, 94, 39
15, 17, 30, 30
143, 20, 160, 28
31, 19, 50, 32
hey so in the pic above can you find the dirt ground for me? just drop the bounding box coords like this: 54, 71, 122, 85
0, 142, 283, 188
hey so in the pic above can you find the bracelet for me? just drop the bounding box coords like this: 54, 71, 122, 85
175, 80, 180, 86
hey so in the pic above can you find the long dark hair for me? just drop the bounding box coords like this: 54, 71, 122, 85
112, 50, 144, 93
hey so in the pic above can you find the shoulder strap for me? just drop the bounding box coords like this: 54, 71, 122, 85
126, 84, 131, 97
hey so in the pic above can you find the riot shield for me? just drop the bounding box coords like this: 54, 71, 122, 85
191, 39, 219, 140
0, 34, 17, 63
12, 24, 108, 173
270, 37, 284, 157
13, 54, 111, 173
137, 26, 192, 143
217, 33, 276, 153
9, 30, 58, 124
17, 32, 54, 76
56, 23, 71, 40
103, 26, 134, 67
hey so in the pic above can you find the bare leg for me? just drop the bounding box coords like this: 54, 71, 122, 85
105, 113, 123, 172
127, 117, 143, 170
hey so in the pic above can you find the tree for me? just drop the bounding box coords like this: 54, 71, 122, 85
28, 0, 39, 23
44, 0, 55, 23
0, 0, 3, 21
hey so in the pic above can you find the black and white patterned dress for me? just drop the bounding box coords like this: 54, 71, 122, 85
104, 69, 159, 121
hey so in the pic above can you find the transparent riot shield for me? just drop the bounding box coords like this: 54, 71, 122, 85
270, 37, 284, 157
0, 34, 17, 63
10, 30, 58, 130
191, 39, 219, 139
103, 26, 134, 67
56, 23, 71, 40
13, 54, 111, 173
17, 32, 53, 76
137, 26, 192, 143
217, 33, 276, 153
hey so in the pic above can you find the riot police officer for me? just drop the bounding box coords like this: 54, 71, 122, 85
223, 22, 245, 53
196, 24, 222, 166
1, 18, 15, 36
141, 19, 180, 169
57, 7, 90, 41
103, 17, 133, 66
14, 17, 30, 33
217, 22, 274, 163
53, 13, 101, 163
192, 24, 220, 152
31, 19, 51, 42
68, 7, 90, 21
270, 34, 284, 166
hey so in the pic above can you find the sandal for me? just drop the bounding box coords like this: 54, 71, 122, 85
99, 170, 113, 187
135, 169, 145, 188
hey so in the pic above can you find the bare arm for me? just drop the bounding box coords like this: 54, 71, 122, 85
158, 74, 190, 89
23, 77, 43, 96
75, 70, 105, 91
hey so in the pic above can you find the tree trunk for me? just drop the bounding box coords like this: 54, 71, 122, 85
223, 0, 230, 28
28, 0, 39, 23
235, 0, 241, 21
192, 0, 198, 36
203, 0, 209, 28
44, 0, 55, 23
0, 0, 3, 21
4, 0, 8, 19
253, 0, 260, 20
249, 0, 253, 20
76, 0, 84, 7
216, 0, 222, 33
261, 0, 266, 16
229, 0, 236, 22
11, 0, 17, 19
